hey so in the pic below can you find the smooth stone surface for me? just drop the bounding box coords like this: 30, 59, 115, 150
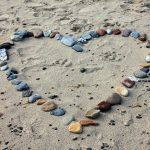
138, 33, 147, 42
0, 48, 7, 61
96, 29, 106, 36
145, 55, 150, 62
16, 82, 29, 91
146, 40, 150, 48
97, 101, 111, 112
36, 99, 47, 105
31, 29, 43, 38
50, 107, 65, 116
106, 93, 122, 105
22, 90, 33, 97
130, 32, 140, 39
61, 36, 76, 47
122, 78, 135, 88
7, 74, 17, 81
89, 31, 99, 38
134, 70, 148, 78
72, 45, 83, 52
41, 101, 57, 112
63, 115, 75, 125
0, 61, 7, 67
106, 29, 112, 35
112, 29, 121, 35
81, 33, 92, 40
55, 33, 62, 40
11, 79, 21, 85
115, 86, 129, 97
1, 65, 8, 71
78, 38, 88, 44
68, 122, 82, 134
79, 119, 99, 126
28, 95, 42, 103
85, 108, 100, 119
122, 29, 132, 37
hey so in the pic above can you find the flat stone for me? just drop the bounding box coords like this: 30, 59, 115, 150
146, 40, 150, 48
128, 76, 139, 82
79, 119, 99, 126
122, 29, 132, 37
81, 33, 92, 40
50, 107, 65, 116
1, 65, 8, 71
72, 45, 83, 52
85, 108, 100, 119
134, 70, 148, 78
122, 78, 135, 88
63, 115, 75, 125
7, 74, 17, 81
106, 29, 112, 35
68, 121, 82, 134
89, 31, 99, 38
96, 29, 106, 36
145, 54, 150, 63
0, 61, 7, 67
16, 82, 29, 91
55, 33, 62, 40
115, 86, 129, 97
31, 29, 43, 38
130, 32, 140, 39
97, 101, 111, 112
78, 38, 88, 44
106, 93, 122, 105
138, 33, 147, 42
112, 29, 121, 35
41, 101, 57, 112
11, 79, 21, 85
22, 90, 33, 97
61, 36, 76, 47
36, 99, 47, 105
28, 95, 42, 103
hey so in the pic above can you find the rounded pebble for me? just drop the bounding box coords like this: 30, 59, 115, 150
63, 115, 75, 125
28, 95, 41, 103
11, 79, 21, 85
41, 101, 57, 112
106, 29, 112, 35
16, 82, 29, 91
96, 29, 106, 36
106, 93, 122, 105
68, 122, 82, 134
36, 99, 47, 105
50, 107, 65, 116
85, 108, 100, 119
115, 86, 129, 97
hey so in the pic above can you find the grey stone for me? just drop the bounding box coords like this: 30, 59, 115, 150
22, 90, 33, 97
11, 79, 21, 85
16, 82, 29, 91
28, 94, 41, 103
61, 36, 76, 47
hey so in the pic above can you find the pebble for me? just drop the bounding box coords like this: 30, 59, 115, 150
130, 31, 140, 39
11, 29, 28, 41
7, 74, 17, 81
16, 82, 29, 91
22, 90, 33, 97
85, 108, 100, 119
96, 29, 106, 36
36, 99, 47, 105
55, 33, 62, 40
80, 68, 87, 73
140, 67, 149, 73
115, 86, 129, 97
97, 101, 111, 112
31, 29, 43, 38
81, 33, 92, 40
50, 32, 58, 38
146, 40, 150, 48
0, 61, 7, 67
61, 35, 76, 47
89, 31, 99, 38
79, 119, 99, 126
0, 48, 7, 61
106, 29, 112, 35
145, 54, 150, 62
28, 95, 42, 103
43, 30, 52, 37
128, 76, 139, 82
1, 65, 8, 71
138, 33, 147, 42
124, 119, 133, 126
112, 29, 121, 35
6, 68, 18, 77
0, 42, 14, 49
106, 93, 122, 105
41, 101, 57, 112
72, 45, 83, 52
140, 63, 150, 68
122, 78, 135, 88
63, 115, 75, 125
122, 29, 132, 37
68, 121, 82, 134
134, 70, 148, 78
11, 79, 21, 85
50, 107, 65, 116
78, 38, 88, 44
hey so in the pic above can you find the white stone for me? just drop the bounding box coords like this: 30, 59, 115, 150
145, 55, 150, 63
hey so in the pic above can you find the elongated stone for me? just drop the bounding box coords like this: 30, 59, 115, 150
79, 119, 99, 126
36, 99, 46, 105
50, 107, 65, 116
28, 95, 41, 103
61, 36, 76, 47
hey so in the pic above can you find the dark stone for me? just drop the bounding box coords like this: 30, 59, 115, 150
122, 78, 135, 88
97, 101, 111, 112
0, 42, 14, 49
22, 90, 33, 97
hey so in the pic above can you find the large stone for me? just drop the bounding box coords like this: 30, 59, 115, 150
106, 93, 122, 105
68, 122, 82, 134
122, 78, 135, 88
85, 108, 100, 119
115, 86, 129, 97
79, 119, 99, 126
61, 36, 76, 47
50, 107, 65, 116
41, 101, 57, 112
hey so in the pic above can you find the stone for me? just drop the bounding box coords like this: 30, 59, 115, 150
122, 78, 135, 88
7, 74, 17, 81
0, 48, 7, 61
79, 119, 99, 126
16, 82, 29, 91
50, 32, 58, 38
0, 42, 14, 49
31, 29, 43, 38
106, 93, 122, 105
130, 32, 140, 39
1, 65, 8, 71
97, 101, 111, 112
0, 61, 7, 67
85, 108, 100, 119
146, 40, 150, 48
68, 122, 82, 134
128, 76, 139, 82
115, 86, 129, 97
11, 29, 28, 41
138, 33, 147, 42
55, 33, 62, 40
140, 63, 150, 68
22, 90, 33, 97
112, 29, 121, 35
134, 70, 148, 78
122, 29, 132, 37
61, 36, 76, 47
78, 38, 88, 44
145, 54, 150, 63
72, 45, 83, 52
81, 33, 92, 40
11, 79, 21, 85
106, 29, 112, 35
50, 107, 65, 116
28, 95, 42, 103
140, 67, 149, 73
41, 101, 57, 112
96, 29, 106, 36
63, 115, 75, 125
89, 31, 99, 38
36, 99, 47, 105
6, 68, 18, 77
43, 30, 52, 37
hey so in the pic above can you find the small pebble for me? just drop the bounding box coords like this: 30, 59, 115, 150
41, 101, 57, 112
1, 65, 8, 71
0, 61, 7, 67
130, 31, 140, 39
145, 54, 150, 63
96, 29, 106, 36
11, 79, 21, 85
122, 29, 132, 37
138, 33, 147, 42
28, 95, 41, 103
68, 121, 82, 134
122, 78, 135, 88
61, 35, 76, 47
81, 33, 92, 40
31, 29, 43, 38
50, 107, 65, 116
134, 70, 148, 78
63, 115, 75, 125
7, 74, 17, 81
22, 90, 33, 97
115, 86, 129, 96
36, 99, 46, 105
106, 29, 112, 35
72, 45, 83, 52
112, 29, 121, 35
16, 82, 29, 91
79, 119, 99, 126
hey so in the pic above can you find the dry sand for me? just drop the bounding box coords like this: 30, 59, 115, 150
0, 0, 150, 149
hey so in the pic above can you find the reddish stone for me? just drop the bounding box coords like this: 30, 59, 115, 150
138, 33, 147, 42
50, 32, 58, 38
26, 31, 34, 37
122, 78, 135, 88
97, 101, 111, 112
31, 29, 43, 38
96, 29, 106, 36
79, 119, 99, 126
112, 29, 121, 35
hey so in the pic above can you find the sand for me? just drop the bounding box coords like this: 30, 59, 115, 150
0, 0, 150, 149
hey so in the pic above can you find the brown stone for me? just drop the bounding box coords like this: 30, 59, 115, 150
50, 32, 58, 38
138, 33, 147, 42
36, 99, 46, 105
79, 119, 99, 126
31, 29, 43, 38
112, 29, 121, 35
41, 101, 57, 112
122, 78, 135, 88
97, 101, 111, 112
96, 29, 106, 36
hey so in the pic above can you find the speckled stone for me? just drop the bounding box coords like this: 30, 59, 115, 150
41, 101, 57, 112
22, 90, 33, 97
68, 121, 82, 134
106, 93, 122, 105
11, 29, 28, 41
85, 108, 100, 119
130, 32, 140, 39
